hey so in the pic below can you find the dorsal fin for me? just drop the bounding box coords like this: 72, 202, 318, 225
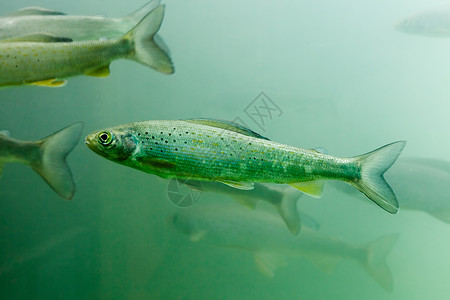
311, 147, 328, 155
0, 34, 72, 43
184, 118, 269, 140
0, 130, 11, 137
5, 7, 66, 17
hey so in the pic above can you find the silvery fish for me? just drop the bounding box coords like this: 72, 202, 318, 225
170, 202, 397, 291
395, 5, 450, 37
179, 180, 304, 235
0, 0, 160, 41
333, 158, 450, 224
0, 122, 83, 200
85, 119, 406, 214
0, 227, 87, 276
0, 5, 173, 88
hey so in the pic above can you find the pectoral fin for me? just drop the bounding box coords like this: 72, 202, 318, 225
219, 180, 254, 190
254, 252, 286, 278
190, 230, 207, 242
289, 180, 325, 198
136, 157, 176, 173
85, 65, 111, 77
30, 79, 67, 87
231, 195, 257, 209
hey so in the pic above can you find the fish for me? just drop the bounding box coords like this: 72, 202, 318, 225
0, 5, 173, 88
0, 122, 83, 200
85, 118, 406, 214
0, 0, 161, 41
0, 227, 87, 276
179, 180, 304, 235
395, 5, 450, 37
170, 201, 397, 291
332, 158, 450, 224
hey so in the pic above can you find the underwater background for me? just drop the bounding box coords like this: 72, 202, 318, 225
1, 0, 450, 299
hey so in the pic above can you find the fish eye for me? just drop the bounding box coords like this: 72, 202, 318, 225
98, 131, 113, 145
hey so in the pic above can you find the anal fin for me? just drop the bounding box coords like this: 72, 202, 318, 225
231, 195, 257, 209
30, 79, 67, 87
219, 180, 254, 190
289, 180, 325, 198
85, 65, 110, 77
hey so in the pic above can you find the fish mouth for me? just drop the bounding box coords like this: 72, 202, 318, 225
84, 135, 93, 147
84, 134, 98, 152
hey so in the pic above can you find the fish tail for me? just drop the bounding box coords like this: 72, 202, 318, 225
125, 5, 174, 74
275, 187, 302, 235
360, 234, 398, 291
31, 122, 84, 200
350, 141, 406, 214
123, 0, 161, 23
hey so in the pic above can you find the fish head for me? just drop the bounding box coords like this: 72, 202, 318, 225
394, 18, 411, 33
85, 127, 137, 162
170, 211, 208, 242
395, 12, 445, 36
170, 212, 193, 234
395, 16, 420, 34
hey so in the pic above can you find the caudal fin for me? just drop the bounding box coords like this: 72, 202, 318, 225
125, 5, 174, 74
124, 0, 161, 23
32, 123, 83, 200
350, 141, 406, 214
361, 234, 398, 291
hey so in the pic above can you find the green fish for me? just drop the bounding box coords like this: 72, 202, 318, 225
0, 0, 160, 41
0, 122, 83, 200
0, 5, 173, 88
85, 119, 406, 213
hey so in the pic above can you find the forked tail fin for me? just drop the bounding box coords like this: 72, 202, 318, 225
361, 234, 398, 291
350, 141, 406, 214
32, 122, 84, 200
124, 5, 174, 74
123, 0, 161, 23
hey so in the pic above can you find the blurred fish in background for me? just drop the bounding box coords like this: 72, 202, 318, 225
0, 0, 161, 41
0, 122, 83, 200
0, 2, 173, 88
395, 5, 450, 37
179, 180, 304, 235
332, 158, 450, 224
170, 201, 397, 291
0, 227, 87, 276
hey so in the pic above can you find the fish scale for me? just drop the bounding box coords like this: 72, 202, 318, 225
128, 120, 346, 182
85, 119, 406, 214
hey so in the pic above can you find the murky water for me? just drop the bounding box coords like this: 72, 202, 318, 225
1, 0, 450, 299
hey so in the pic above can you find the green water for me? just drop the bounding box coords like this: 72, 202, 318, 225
1, 0, 450, 299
